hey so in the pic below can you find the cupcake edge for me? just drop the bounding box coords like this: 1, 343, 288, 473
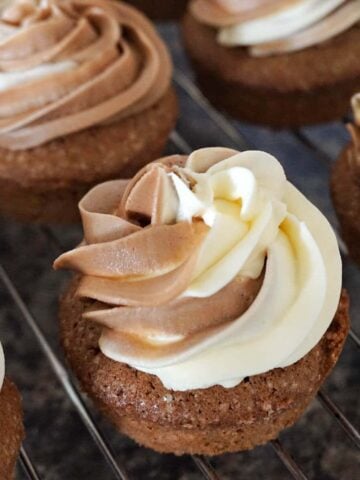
0, 378, 24, 479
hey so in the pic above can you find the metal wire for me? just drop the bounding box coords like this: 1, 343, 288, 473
317, 390, 360, 449
271, 440, 309, 480
19, 447, 41, 480
191, 456, 221, 480
0, 264, 130, 480
174, 69, 251, 150
349, 329, 360, 350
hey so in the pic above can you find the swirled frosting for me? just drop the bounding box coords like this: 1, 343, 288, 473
0, 342, 4, 391
190, 0, 360, 56
55, 147, 342, 391
0, 0, 172, 150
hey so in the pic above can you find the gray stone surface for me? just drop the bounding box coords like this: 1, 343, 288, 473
0, 24, 359, 480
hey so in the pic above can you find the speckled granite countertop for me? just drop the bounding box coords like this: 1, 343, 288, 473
0, 24, 359, 480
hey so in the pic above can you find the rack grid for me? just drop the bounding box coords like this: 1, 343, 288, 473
0, 23, 359, 480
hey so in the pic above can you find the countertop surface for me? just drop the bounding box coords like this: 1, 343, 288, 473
0, 24, 359, 480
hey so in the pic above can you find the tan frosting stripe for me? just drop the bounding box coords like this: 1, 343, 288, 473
84, 273, 263, 336
79, 179, 141, 245
77, 249, 199, 306
190, 0, 303, 27
0, 0, 172, 149
54, 220, 209, 279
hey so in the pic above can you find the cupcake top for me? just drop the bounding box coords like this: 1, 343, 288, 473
0, 0, 172, 150
190, 0, 360, 55
0, 343, 4, 391
55, 147, 342, 391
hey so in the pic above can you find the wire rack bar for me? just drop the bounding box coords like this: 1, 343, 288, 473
317, 390, 360, 449
191, 456, 221, 480
19, 447, 42, 480
170, 130, 192, 154
291, 130, 334, 167
0, 264, 130, 480
270, 440, 309, 480
174, 69, 251, 150
349, 329, 360, 350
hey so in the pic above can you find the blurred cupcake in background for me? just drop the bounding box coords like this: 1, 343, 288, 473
0, 343, 24, 480
182, 0, 360, 127
332, 93, 360, 265
0, 0, 177, 223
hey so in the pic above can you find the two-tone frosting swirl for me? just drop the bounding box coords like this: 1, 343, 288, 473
190, 0, 360, 56
0, 0, 172, 150
55, 147, 342, 391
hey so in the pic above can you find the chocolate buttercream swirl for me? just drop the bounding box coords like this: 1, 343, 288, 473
0, 0, 172, 150
54, 154, 264, 367
190, 0, 360, 56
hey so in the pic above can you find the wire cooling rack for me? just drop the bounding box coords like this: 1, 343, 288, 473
0, 23, 359, 480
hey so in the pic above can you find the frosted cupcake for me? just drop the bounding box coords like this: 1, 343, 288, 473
55, 147, 349, 455
182, 0, 360, 127
332, 93, 360, 265
0, 343, 24, 479
0, 0, 177, 223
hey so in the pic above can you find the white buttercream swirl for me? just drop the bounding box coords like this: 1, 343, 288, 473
100, 148, 342, 391
191, 0, 360, 56
0, 342, 4, 391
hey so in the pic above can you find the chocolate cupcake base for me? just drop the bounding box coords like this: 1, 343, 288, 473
182, 15, 360, 128
59, 279, 349, 455
331, 145, 360, 265
0, 88, 178, 224
125, 0, 188, 20
0, 378, 24, 480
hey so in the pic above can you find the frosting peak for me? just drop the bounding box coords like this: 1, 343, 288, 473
55, 148, 342, 391
0, 0, 172, 149
191, 0, 360, 56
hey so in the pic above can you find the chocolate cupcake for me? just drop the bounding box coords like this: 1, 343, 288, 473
331, 94, 360, 265
55, 147, 349, 455
182, 0, 360, 127
0, 0, 177, 224
0, 343, 25, 479
124, 0, 188, 20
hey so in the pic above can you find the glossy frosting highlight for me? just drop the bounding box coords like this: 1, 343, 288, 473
55, 148, 342, 391
191, 0, 360, 56
0, 0, 172, 149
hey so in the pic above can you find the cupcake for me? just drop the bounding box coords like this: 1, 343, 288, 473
331, 94, 360, 265
55, 147, 349, 455
0, 0, 177, 224
0, 343, 24, 479
124, 0, 188, 20
182, 0, 360, 127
